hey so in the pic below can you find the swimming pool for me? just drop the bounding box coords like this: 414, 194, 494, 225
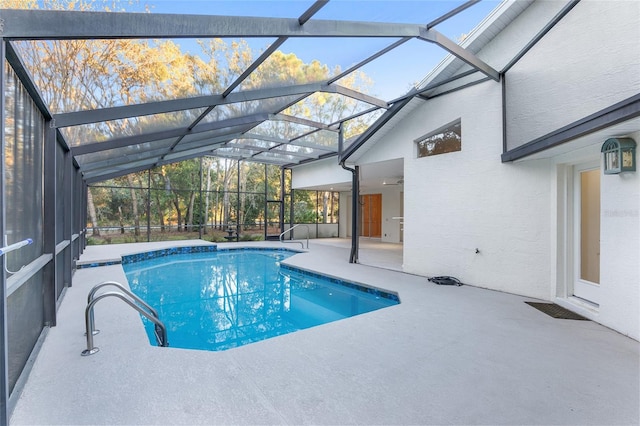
122, 247, 399, 351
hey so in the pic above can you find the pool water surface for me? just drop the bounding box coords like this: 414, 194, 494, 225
123, 248, 399, 351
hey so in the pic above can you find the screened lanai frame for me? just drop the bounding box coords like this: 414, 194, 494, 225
0, 1, 522, 423
1, 0, 502, 182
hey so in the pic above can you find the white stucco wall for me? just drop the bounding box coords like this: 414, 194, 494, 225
598, 130, 639, 340
380, 188, 403, 243
499, 1, 639, 338
505, 0, 640, 149
337, 192, 349, 238
290, 0, 640, 338
358, 80, 553, 299
549, 135, 640, 340
290, 157, 351, 190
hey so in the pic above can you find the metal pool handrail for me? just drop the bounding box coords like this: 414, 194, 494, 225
82, 283, 168, 356
85, 281, 159, 336
279, 224, 309, 249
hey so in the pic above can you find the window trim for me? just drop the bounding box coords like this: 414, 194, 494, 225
415, 118, 462, 158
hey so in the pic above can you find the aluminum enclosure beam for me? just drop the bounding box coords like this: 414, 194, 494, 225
0, 9, 426, 40
418, 28, 500, 82
418, 76, 492, 102
84, 163, 158, 184
298, 0, 329, 25
240, 133, 291, 145
71, 113, 269, 156
222, 38, 288, 97
220, 1, 328, 96
53, 84, 316, 127
4, 42, 52, 121
79, 130, 251, 173
427, 0, 481, 29
388, 68, 479, 104
340, 95, 414, 162
53, 82, 386, 128
502, 93, 640, 162
79, 146, 175, 174
270, 113, 335, 131
327, 37, 412, 85
0, 36, 9, 426
42, 120, 57, 327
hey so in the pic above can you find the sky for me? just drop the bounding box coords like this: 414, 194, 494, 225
121, 0, 501, 100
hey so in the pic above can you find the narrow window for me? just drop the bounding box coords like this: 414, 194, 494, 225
415, 119, 461, 158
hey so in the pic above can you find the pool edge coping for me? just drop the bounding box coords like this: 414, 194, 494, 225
77, 244, 305, 268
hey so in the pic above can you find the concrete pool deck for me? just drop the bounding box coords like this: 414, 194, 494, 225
9, 239, 640, 425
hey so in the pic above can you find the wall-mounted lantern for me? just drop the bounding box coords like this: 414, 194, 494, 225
601, 137, 636, 174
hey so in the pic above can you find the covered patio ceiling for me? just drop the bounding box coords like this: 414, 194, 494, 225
2, 0, 510, 184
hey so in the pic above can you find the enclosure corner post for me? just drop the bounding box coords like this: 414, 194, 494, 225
0, 37, 10, 426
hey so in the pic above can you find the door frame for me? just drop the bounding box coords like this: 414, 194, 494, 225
569, 160, 601, 306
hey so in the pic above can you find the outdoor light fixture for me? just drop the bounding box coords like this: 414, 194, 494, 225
601, 137, 636, 174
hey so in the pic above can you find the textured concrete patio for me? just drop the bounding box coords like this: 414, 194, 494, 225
9, 239, 640, 425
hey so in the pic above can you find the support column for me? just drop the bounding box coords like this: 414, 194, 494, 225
338, 125, 359, 263
198, 158, 203, 239
501, 73, 507, 153
42, 120, 57, 327
79, 178, 87, 253
63, 147, 72, 289
72, 168, 80, 265
83, 180, 88, 251
1, 37, 10, 426
352, 165, 360, 263
279, 167, 285, 236
236, 160, 240, 241
146, 170, 151, 242
263, 164, 268, 240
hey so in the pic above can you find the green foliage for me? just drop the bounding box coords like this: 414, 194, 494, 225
88, 160, 340, 243
23, 2, 351, 244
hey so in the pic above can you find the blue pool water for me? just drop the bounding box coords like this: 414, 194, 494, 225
123, 248, 399, 351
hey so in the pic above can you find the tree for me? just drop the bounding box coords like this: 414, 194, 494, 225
125, 175, 141, 236
20, 1, 377, 243
86, 188, 100, 236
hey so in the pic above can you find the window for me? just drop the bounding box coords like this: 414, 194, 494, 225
415, 119, 461, 158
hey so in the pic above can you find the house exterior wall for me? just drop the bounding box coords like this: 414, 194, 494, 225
338, 192, 350, 238
289, 0, 639, 338
380, 187, 403, 243
430, 0, 569, 97
593, 133, 639, 339
505, 0, 640, 150
366, 81, 553, 299
505, 1, 639, 339
291, 157, 351, 190
355, 0, 640, 338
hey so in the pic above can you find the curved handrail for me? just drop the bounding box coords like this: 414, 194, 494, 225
86, 281, 158, 336
279, 224, 309, 249
82, 291, 169, 356
3, 236, 33, 274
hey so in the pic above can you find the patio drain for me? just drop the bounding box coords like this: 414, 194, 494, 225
525, 302, 589, 320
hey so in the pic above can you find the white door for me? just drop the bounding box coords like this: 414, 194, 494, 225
573, 163, 600, 304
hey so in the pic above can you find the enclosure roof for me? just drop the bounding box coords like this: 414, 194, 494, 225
1, 0, 539, 183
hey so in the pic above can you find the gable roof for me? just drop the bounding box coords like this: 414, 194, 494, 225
341, 0, 583, 163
